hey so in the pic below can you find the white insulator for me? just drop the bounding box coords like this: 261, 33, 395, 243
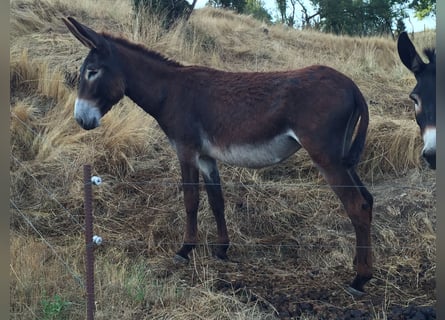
91, 176, 102, 185
92, 235, 103, 245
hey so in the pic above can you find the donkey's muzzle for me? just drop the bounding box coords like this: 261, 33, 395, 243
74, 98, 101, 130
421, 127, 436, 170
422, 150, 436, 170
76, 116, 99, 130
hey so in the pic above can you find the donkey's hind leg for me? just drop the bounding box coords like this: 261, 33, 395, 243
348, 170, 373, 287
175, 160, 200, 263
317, 163, 373, 294
199, 156, 230, 260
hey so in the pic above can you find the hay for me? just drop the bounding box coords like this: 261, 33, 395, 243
10, 1, 435, 318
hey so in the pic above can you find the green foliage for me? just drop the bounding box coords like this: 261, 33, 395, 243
309, 0, 409, 36
124, 263, 148, 303
312, 0, 355, 35
396, 17, 407, 34
40, 293, 70, 320
274, 0, 435, 35
208, 0, 271, 23
244, 0, 272, 22
208, 0, 247, 13
132, 0, 194, 29
276, 0, 287, 23
275, 0, 300, 27
409, 0, 436, 19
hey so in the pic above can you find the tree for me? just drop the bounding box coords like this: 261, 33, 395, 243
395, 17, 407, 34
277, 0, 319, 27
208, 0, 247, 13
244, 0, 273, 22
309, 0, 411, 37
274, 0, 434, 36
364, 0, 396, 36
132, 0, 197, 29
310, 0, 358, 35
409, 0, 436, 19
209, 0, 271, 23
296, 0, 320, 28
276, 0, 288, 24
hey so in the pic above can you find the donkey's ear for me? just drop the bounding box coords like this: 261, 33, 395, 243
62, 17, 107, 51
397, 32, 425, 74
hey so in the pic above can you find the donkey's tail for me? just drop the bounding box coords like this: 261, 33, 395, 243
342, 84, 369, 169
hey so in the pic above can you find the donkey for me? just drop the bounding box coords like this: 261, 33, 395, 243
62, 17, 374, 295
397, 32, 436, 169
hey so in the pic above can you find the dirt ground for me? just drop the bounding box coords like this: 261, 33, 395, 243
10, 2, 436, 318
95, 169, 436, 320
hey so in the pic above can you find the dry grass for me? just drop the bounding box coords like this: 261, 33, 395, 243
10, 0, 436, 319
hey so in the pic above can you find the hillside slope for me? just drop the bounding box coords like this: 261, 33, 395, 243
10, 0, 436, 319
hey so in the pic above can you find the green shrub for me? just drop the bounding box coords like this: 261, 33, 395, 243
132, 0, 195, 29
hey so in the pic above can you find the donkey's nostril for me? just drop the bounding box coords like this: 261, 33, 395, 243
76, 117, 98, 130
76, 117, 84, 128
74, 98, 101, 130
422, 150, 436, 169
422, 148, 435, 158
83, 120, 98, 130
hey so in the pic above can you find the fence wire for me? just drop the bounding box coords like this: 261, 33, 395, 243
10, 109, 436, 293
10, 199, 85, 289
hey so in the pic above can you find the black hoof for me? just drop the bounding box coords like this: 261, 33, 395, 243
346, 286, 366, 297
213, 252, 229, 261
211, 244, 229, 261
173, 254, 189, 264
175, 243, 195, 262
349, 274, 372, 296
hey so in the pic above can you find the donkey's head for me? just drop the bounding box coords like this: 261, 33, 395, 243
62, 17, 126, 130
397, 32, 436, 169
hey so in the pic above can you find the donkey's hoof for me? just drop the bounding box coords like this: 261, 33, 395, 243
216, 255, 229, 261
212, 250, 229, 261
346, 286, 366, 297
211, 243, 230, 261
173, 254, 189, 264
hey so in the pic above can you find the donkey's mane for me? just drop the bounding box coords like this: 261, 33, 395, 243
101, 32, 184, 68
423, 48, 436, 64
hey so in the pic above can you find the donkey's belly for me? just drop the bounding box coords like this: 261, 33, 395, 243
203, 130, 302, 168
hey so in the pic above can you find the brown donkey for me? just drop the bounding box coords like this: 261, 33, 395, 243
397, 32, 436, 169
63, 17, 374, 295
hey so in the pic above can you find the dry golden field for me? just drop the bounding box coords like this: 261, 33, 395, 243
10, 0, 436, 319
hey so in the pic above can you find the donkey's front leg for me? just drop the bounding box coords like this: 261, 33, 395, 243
175, 160, 200, 262
199, 156, 230, 260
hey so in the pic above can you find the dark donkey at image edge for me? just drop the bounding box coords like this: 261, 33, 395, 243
63, 17, 374, 295
397, 32, 436, 169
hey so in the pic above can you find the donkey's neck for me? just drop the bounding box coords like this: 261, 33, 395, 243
113, 41, 182, 116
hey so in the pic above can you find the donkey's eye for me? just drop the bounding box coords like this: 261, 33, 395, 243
409, 93, 419, 103
86, 69, 100, 81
